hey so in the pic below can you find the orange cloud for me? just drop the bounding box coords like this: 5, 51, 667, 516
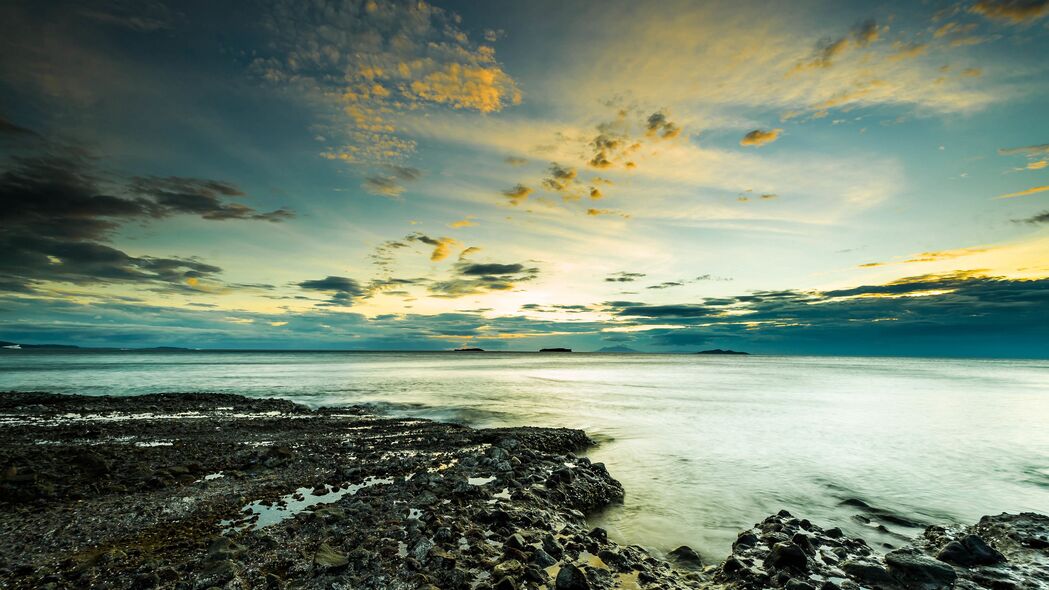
995, 185, 1049, 199
740, 128, 781, 147
502, 184, 533, 205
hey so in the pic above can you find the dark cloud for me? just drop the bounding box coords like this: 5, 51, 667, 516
458, 263, 526, 276
501, 184, 533, 205
297, 276, 365, 304
428, 261, 539, 298
129, 176, 293, 221
541, 163, 579, 196
1016, 210, 1049, 224
0, 148, 290, 293
852, 19, 880, 46
645, 110, 681, 139
363, 175, 406, 198
647, 281, 684, 289
605, 271, 646, 283
0, 116, 40, 138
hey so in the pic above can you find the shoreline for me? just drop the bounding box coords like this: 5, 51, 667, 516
0, 391, 1045, 589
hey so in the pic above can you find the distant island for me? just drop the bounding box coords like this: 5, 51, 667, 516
696, 348, 749, 355
453, 347, 485, 352
595, 345, 639, 353
539, 347, 572, 352
0, 341, 191, 352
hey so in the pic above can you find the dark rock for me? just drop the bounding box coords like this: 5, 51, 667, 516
785, 579, 815, 590
841, 560, 895, 585
767, 542, 809, 571
555, 563, 591, 590
936, 534, 1005, 567
885, 548, 957, 588
531, 549, 557, 568
668, 545, 703, 569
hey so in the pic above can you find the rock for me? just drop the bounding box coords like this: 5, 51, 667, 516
555, 563, 591, 590
493, 559, 523, 577
885, 548, 957, 588
841, 560, 895, 585
935, 534, 1005, 567
734, 532, 759, 548
767, 542, 809, 571
506, 533, 527, 550
493, 576, 518, 590
531, 549, 557, 568
785, 580, 815, 590
313, 543, 348, 570
825, 527, 844, 539
668, 545, 703, 569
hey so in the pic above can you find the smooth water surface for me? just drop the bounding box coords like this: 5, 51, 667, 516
2, 350, 1047, 558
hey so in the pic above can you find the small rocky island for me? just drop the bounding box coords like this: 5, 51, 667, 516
696, 349, 749, 355
1, 392, 1046, 589
454, 347, 486, 352
539, 348, 572, 353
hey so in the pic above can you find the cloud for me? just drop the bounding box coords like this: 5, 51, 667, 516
449, 217, 478, 228
501, 183, 533, 205
363, 175, 407, 198
970, 0, 1049, 23
428, 260, 539, 297
252, 0, 519, 164
0, 145, 292, 293
999, 143, 1049, 157
647, 281, 685, 289
605, 272, 646, 283
541, 163, 581, 197
1016, 211, 1049, 224
995, 185, 1049, 199
129, 176, 293, 221
0, 116, 40, 138
504, 156, 528, 166
406, 233, 461, 261
297, 276, 365, 305
458, 246, 482, 260
645, 110, 681, 139
740, 128, 781, 147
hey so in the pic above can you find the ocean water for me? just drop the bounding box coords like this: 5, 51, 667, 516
1, 350, 1047, 559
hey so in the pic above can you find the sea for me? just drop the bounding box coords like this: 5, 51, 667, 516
1, 350, 1047, 560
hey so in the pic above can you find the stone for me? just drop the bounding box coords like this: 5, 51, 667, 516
841, 560, 895, 585
936, 534, 1005, 567
768, 542, 809, 571
555, 563, 591, 590
493, 559, 523, 577
668, 545, 703, 569
885, 549, 957, 588
785, 579, 815, 590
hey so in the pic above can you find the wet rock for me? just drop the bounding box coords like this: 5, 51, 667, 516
555, 563, 591, 590
768, 541, 809, 571
668, 545, 703, 569
885, 548, 957, 588
841, 559, 895, 585
935, 534, 1005, 567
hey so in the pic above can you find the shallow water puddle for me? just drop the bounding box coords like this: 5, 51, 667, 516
221, 476, 394, 532
468, 476, 496, 485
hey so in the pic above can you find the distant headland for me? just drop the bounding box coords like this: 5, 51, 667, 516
539, 347, 572, 352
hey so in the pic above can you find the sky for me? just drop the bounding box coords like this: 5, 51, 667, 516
1, 0, 1047, 356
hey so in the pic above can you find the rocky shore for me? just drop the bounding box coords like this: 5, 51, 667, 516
0, 392, 1046, 590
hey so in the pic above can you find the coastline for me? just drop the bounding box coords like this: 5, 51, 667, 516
0, 392, 1045, 589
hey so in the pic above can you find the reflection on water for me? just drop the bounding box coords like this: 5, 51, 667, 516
2, 350, 1048, 558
